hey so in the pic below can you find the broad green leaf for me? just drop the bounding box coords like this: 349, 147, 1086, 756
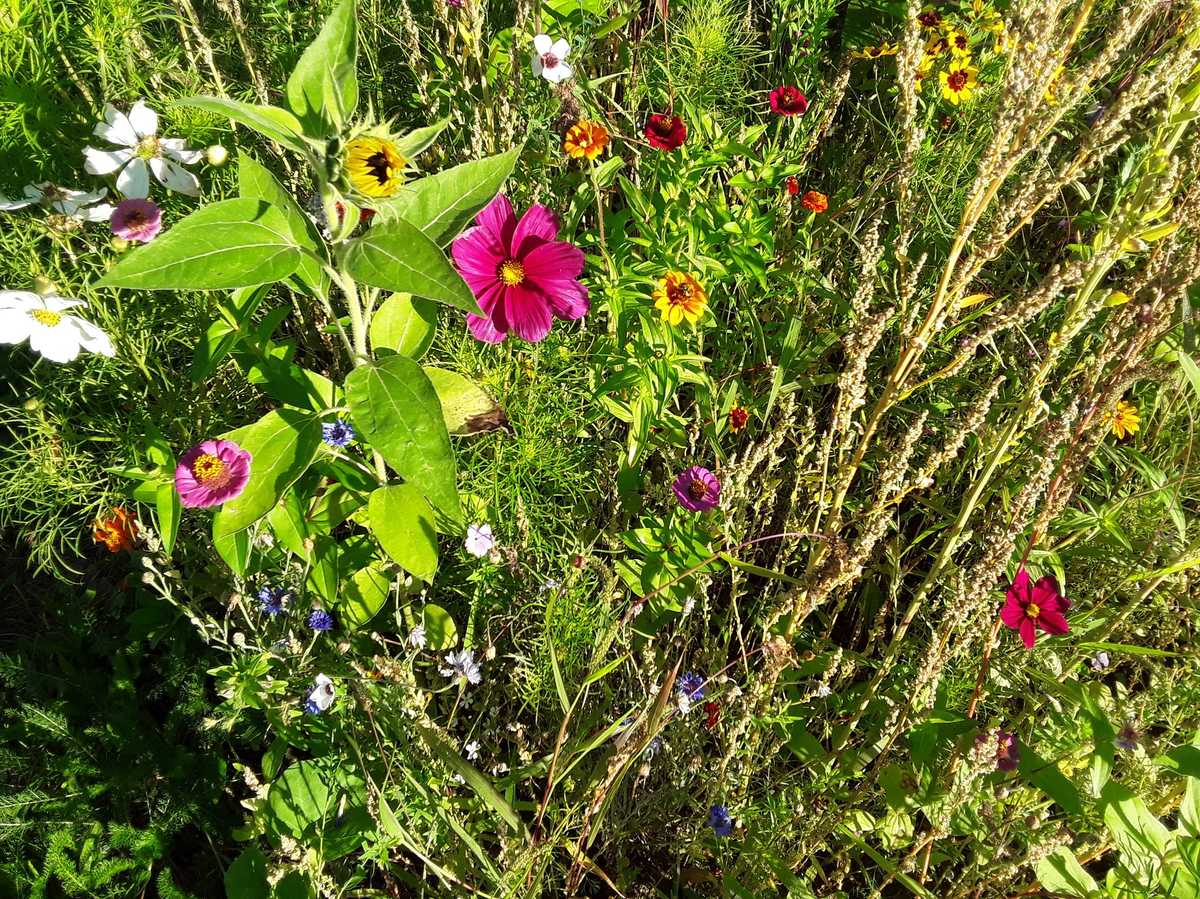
213, 408, 321, 536
373, 146, 521, 246
1157, 743, 1200, 779
177, 96, 309, 155
1182, 777, 1200, 838
395, 117, 450, 160
155, 481, 181, 556
225, 847, 270, 899
285, 0, 358, 136
1020, 746, 1083, 816
272, 871, 315, 899
368, 484, 438, 581
266, 489, 310, 559
1035, 847, 1099, 898
190, 286, 269, 382
1100, 780, 1171, 871
213, 526, 251, 576
307, 483, 367, 534
344, 356, 461, 523
369, 292, 437, 359
238, 153, 329, 298
341, 217, 479, 314
340, 565, 391, 629
266, 761, 329, 839
97, 199, 301, 290
264, 761, 370, 860
423, 367, 502, 436
306, 536, 339, 602
422, 603, 458, 650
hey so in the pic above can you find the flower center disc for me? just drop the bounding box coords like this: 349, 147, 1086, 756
366, 150, 396, 187
1025, 602, 1041, 619
541, 52, 559, 68
688, 479, 708, 501
30, 309, 62, 327
192, 453, 231, 488
948, 70, 968, 90
498, 259, 526, 286
135, 135, 161, 159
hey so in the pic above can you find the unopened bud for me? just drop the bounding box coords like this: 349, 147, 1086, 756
110, 237, 130, 252
33, 276, 56, 296
205, 145, 229, 166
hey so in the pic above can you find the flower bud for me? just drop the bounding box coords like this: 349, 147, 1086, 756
22, 397, 41, 411
205, 144, 229, 166
33, 276, 56, 296
110, 237, 130, 252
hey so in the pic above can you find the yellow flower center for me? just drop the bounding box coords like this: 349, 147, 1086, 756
498, 259, 525, 286
30, 309, 62, 327
192, 453, 228, 486
688, 479, 708, 501
135, 135, 161, 160
1026, 602, 1040, 619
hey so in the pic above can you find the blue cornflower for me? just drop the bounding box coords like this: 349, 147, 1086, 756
308, 609, 334, 632
322, 419, 355, 448
303, 699, 322, 715
257, 585, 289, 616
707, 804, 733, 837
678, 672, 706, 702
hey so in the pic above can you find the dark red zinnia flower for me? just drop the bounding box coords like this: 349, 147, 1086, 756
644, 113, 688, 151
785, 176, 800, 196
770, 85, 809, 116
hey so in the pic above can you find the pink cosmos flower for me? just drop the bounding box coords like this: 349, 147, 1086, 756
175, 439, 252, 508
673, 466, 721, 512
1000, 567, 1070, 649
451, 194, 588, 344
111, 198, 162, 242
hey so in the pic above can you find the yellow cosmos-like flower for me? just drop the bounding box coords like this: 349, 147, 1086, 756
854, 42, 898, 59
653, 271, 708, 326
944, 28, 972, 58
940, 61, 979, 105
563, 120, 611, 161
345, 136, 407, 198
1111, 400, 1141, 439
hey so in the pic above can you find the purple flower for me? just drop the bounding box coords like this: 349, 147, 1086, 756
308, 609, 334, 632
976, 729, 1020, 772
258, 586, 289, 616
672, 466, 721, 511
303, 699, 322, 715
174, 439, 252, 508
707, 804, 733, 837
322, 418, 355, 447
678, 672, 706, 702
110, 198, 162, 242
1115, 722, 1139, 752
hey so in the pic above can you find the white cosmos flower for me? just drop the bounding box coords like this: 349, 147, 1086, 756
307, 673, 336, 712
83, 101, 202, 198
532, 34, 573, 83
0, 291, 115, 363
0, 182, 114, 222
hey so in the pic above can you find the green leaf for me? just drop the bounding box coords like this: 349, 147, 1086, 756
340, 565, 391, 629
395, 117, 450, 160
1157, 743, 1200, 779
423, 367, 502, 436
178, 96, 309, 155
307, 483, 367, 534
306, 536, 339, 602
191, 286, 269, 382
213, 526, 251, 576
422, 603, 458, 650
97, 199, 301, 291
238, 153, 329, 298
373, 146, 521, 246
368, 484, 438, 582
1182, 776, 1200, 838
1035, 847, 1099, 898
369, 292, 438, 359
225, 847, 270, 899
272, 871, 315, 899
155, 481, 181, 555
344, 356, 461, 523
1100, 780, 1171, 870
266, 489, 310, 559
285, 0, 358, 136
1020, 746, 1083, 816
266, 761, 329, 839
341, 217, 479, 314
212, 408, 321, 536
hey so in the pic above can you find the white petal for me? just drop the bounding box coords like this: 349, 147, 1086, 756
63, 187, 109, 205
116, 158, 151, 199
551, 39, 570, 59
127, 100, 158, 138
533, 33, 552, 54
546, 62, 573, 83
161, 139, 202, 164
150, 157, 200, 195
80, 203, 115, 223
0, 290, 39, 310
0, 308, 33, 345
29, 323, 83, 363
68, 317, 115, 356
42, 296, 86, 312
94, 104, 138, 146
84, 146, 134, 175
0, 194, 36, 211
24, 184, 46, 200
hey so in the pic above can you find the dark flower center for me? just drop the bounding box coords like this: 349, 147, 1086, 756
366, 150, 394, 186
948, 70, 968, 91
541, 52, 559, 68
687, 479, 708, 501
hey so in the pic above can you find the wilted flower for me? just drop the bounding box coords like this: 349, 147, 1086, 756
322, 418, 355, 447
465, 523, 495, 557
728, 406, 749, 433
532, 34, 572, 83
174, 439, 251, 508
643, 113, 687, 151
769, 85, 809, 116
653, 271, 708, 325
308, 609, 334, 632
815, 683, 833, 698
84, 101, 201, 198
801, 190, 829, 213
940, 62, 980, 105
451, 194, 588, 344
563, 120, 610, 161
306, 673, 336, 714
94, 507, 137, 553
258, 586, 289, 616
344, 135, 406, 199
673, 466, 721, 512
707, 805, 733, 837
703, 701, 720, 730
0, 182, 113, 222
0, 290, 115, 363
1000, 567, 1070, 649
408, 624, 427, 649
1111, 400, 1140, 439
110, 198, 162, 243
441, 648, 482, 685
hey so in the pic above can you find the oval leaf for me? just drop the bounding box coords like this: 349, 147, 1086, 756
340, 565, 391, 629
178, 96, 309, 155
423, 366, 504, 436
369, 292, 438, 359
422, 603, 458, 650
368, 484, 438, 581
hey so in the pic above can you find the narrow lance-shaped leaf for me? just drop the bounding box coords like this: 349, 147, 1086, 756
177, 96, 311, 156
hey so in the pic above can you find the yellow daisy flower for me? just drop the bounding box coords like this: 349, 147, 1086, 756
944, 28, 972, 58
940, 61, 979, 105
1111, 400, 1140, 439
653, 271, 708, 326
344, 136, 407, 198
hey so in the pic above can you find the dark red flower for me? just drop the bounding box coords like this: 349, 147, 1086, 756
703, 701, 721, 730
644, 113, 688, 151
770, 85, 809, 116
1000, 567, 1070, 649
785, 176, 800, 196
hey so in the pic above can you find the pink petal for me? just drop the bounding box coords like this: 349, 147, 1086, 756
1008, 568, 1032, 603
467, 313, 506, 344
452, 226, 505, 276
999, 598, 1025, 629
1018, 618, 1037, 649
475, 194, 517, 254
1038, 608, 1069, 636
503, 284, 553, 342
512, 204, 560, 257
522, 239, 584, 281
1032, 576, 1061, 606
544, 279, 590, 320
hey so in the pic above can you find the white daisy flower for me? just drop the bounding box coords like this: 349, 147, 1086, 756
464, 740, 481, 761
0, 182, 114, 222
440, 649, 482, 685
532, 34, 573, 83
0, 290, 115, 364
83, 101, 202, 198
307, 673, 336, 712
464, 523, 495, 558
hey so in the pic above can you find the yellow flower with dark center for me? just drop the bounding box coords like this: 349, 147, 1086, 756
854, 42, 898, 59
940, 62, 979, 105
563, 120, 610, 161
945, 29, 972, 58
345, 136, 407, 198
915, 58, 934, 93
1111, 400, 1140, 439
653, 271, 708, 326
924, 33, 950, 59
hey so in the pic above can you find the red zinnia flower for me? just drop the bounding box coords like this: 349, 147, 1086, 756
770, 85, 809, 116
728, 406, 749, 432
1000, 567, 1070, 649
644, 113, 688, 151
785, 176, 800, 196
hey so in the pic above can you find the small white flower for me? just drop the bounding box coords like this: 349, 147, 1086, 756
465, 523, 495, 558
1090, 651, 1110, 672
490, 762, 509, 776
83, 101, 202, 198
532, 34, 573, 83
0, 291, 114, 364
440, 648, 482, 685
815, 683, 832, 698
307, 673, 336, 712
408, 624, 427, 649
464, 740, 480, 760
0, 182, 113, 222
677, 693, 693, 715
452, 773, 466, 785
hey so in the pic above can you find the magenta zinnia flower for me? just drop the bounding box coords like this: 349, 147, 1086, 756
175, 439, 252, 508
1000, 567, 1070, 649
451, 193, 588, 344
110, 198, 162, 243
673, 466, 721, 511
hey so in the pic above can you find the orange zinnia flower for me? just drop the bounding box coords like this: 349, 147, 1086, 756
94, 506, 138, 553
728, 406, 749, 432
563, 120, 610, 161
801, 190, 828, 213
653, 271, 708, 325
